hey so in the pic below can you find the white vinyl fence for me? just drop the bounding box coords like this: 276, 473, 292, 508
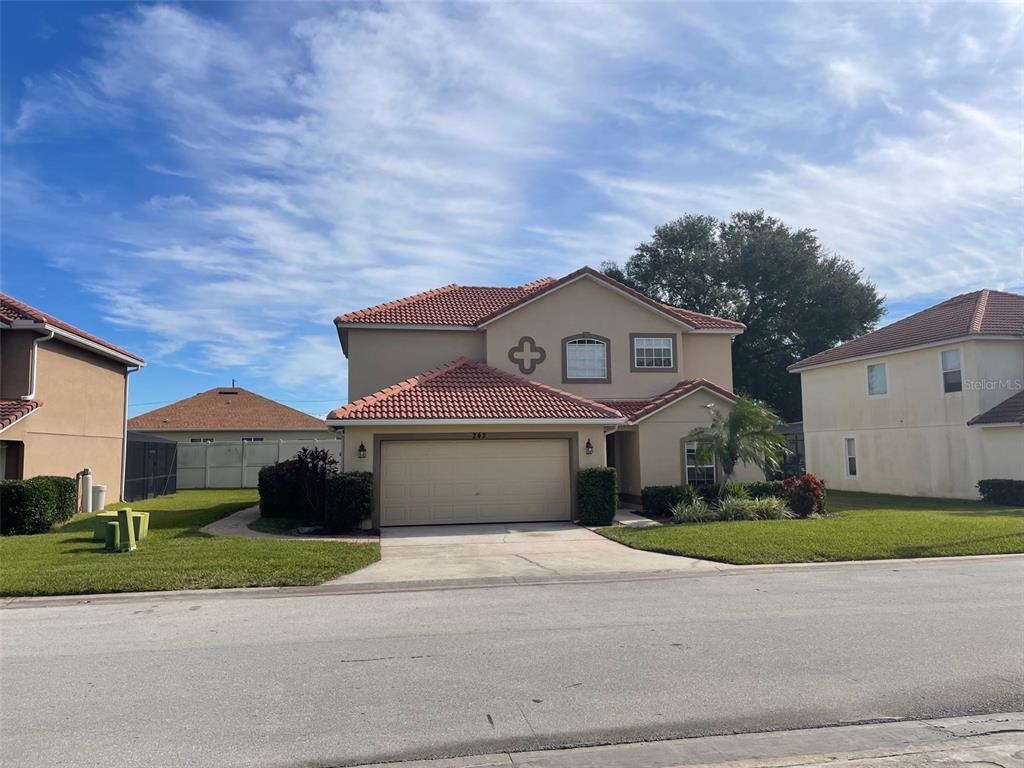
177, 438, 344, 489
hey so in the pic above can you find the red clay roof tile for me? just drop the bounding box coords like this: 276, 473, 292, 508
0, 292, 144, 364
967, 390, 1024, 426
599, 379, 738, 422
0, 399, 41, 431
790, 289, 1023, 371
334, 267, 744, 331
327, 358, 625, 422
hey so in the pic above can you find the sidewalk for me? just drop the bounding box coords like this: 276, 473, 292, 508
344, 713, 1023, 768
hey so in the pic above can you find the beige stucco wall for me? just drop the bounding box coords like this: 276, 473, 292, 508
139, 429, 330, 443
342, 422, 607, 472
799, 338, 1024, 498
973, 339, 1024, 413
2, 337, 129, 498
679, 333, 734, 390
636, 391, 763, 487
612, 429, 642, 499
483, 277, 736, 399
345, 328, 485, 401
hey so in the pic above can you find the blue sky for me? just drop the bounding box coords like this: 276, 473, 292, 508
2, 2, 1021, 417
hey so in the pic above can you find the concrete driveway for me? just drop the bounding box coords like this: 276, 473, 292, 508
330, 521, 722, 584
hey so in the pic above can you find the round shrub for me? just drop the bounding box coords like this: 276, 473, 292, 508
324, 471, 374, 532
577, 467, 617, 526
783, 473, 827, 518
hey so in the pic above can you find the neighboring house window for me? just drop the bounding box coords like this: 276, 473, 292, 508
866, 362, 887, 396
684, 441, 716, 486
632, 335, 675, 370
941, 349, 962, 393
563, 335, 610, 382
241, 437, 265, 443
844, 437, 857, 476
190, 438, 213, 444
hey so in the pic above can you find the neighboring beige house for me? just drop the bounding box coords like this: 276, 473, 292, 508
128, 387, 330, 443
0, 292, 144, 500
790, 289, 1023, 499
328, 266, 758, 527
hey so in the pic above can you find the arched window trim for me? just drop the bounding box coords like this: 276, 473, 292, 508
561, 332, 611, 384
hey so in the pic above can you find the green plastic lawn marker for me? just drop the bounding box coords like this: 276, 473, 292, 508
117, 508, 137, 552
131, 511, 149, 541
104, 521, 120, 552
93, 511, 120, 541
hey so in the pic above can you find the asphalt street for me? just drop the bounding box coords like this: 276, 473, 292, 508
1, 557, 1022, 768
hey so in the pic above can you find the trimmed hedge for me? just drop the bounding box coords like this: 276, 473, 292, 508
745, 480, 787, 500
641, 485, 697, 516
977, 479, 1024, 506
0, 475, 78, 536
257, 462, 307, 519
577, 467, 617, 526
325, 472, 374, 532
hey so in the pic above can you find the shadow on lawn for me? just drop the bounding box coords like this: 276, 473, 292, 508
945, 508, 1024, 518
888, 531, 1024, 559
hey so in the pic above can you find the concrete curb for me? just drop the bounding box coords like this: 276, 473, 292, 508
4, 552, 1023, 609
340, 712, 1024, 768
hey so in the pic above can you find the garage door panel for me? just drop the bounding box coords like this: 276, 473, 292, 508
380, 438, 571, 526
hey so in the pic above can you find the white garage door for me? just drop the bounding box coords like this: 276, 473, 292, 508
380, 438, 571, 526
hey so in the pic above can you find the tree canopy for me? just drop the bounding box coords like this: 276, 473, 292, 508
603, 211, 884, 420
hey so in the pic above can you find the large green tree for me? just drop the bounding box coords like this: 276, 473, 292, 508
603, 211, 883, 420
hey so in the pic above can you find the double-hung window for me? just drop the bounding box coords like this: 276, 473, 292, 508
941, 349, 962, 393
866, 362, 887, 396
564, 335, 609, 381
844, 437, 857, 476
684, 441, 716, 486
632, 335, 674, 370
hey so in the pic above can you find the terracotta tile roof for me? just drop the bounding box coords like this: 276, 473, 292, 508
335, 267, 744, 331
599, 378, 738, 423
967, 390, 1024, 426
790, 289, 1024, 371
128, 387, 327, 431
0, 399, 41, 431
327, 358, 625, 422
334, 280, 556, 326
0, 292, 144, 364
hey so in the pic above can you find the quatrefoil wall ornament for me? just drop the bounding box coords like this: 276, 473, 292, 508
508, 336, 546, 375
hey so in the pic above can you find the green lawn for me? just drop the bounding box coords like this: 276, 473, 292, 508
600, 491, 1024, 565
0, 489, 380, 596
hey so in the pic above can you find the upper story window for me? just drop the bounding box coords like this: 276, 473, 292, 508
190, 438, 213, 444
631, 334, 676, 371
563, 334, 610, 383
241, 437, 264, 443
941, 349, 962, 393
866, 362, 887, 396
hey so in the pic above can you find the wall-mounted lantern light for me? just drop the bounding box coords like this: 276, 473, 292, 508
585, 438, 594, 455
357, 442, 367, 460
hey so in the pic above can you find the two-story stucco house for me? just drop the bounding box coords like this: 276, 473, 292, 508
790, 289, 1023, 499
326, 266, 757, 527
1, 292, 145, 500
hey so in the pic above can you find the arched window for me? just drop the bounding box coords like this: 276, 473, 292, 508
562, 334, 610, 382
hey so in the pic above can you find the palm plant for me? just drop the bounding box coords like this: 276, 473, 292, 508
685, 396, 789, 497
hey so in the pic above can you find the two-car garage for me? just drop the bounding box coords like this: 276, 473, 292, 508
378, 437, 573, 526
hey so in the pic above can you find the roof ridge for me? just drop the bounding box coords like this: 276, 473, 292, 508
335, 283, 461, 323
969, 289, 990, 334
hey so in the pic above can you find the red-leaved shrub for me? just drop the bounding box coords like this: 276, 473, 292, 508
783, 473, 827, 518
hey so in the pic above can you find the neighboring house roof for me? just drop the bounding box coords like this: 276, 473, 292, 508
327, 358, 626, 423
967, 390, 1024, 427
0, 292, 144, 365
0, 399, 41, 431
335, 267, 744, 332
598, 379, 738, 422
327, 359, 737, 425
789, 289, 1024, 372
128, 387, 327, 431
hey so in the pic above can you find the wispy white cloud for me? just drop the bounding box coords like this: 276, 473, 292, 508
2, 0, 1021, 404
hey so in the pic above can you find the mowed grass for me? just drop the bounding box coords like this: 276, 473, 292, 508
0, 489, 379, 596
600, 491, 1024, 565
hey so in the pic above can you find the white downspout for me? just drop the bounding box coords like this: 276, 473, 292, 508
120, 365, 140, 502
21, 330, 55, 400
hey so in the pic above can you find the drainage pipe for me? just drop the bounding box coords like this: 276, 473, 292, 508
20, 330, 54, 401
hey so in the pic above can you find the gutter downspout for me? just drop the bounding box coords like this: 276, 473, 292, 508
120, 365, 141, 502
21, 330, 55, 400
